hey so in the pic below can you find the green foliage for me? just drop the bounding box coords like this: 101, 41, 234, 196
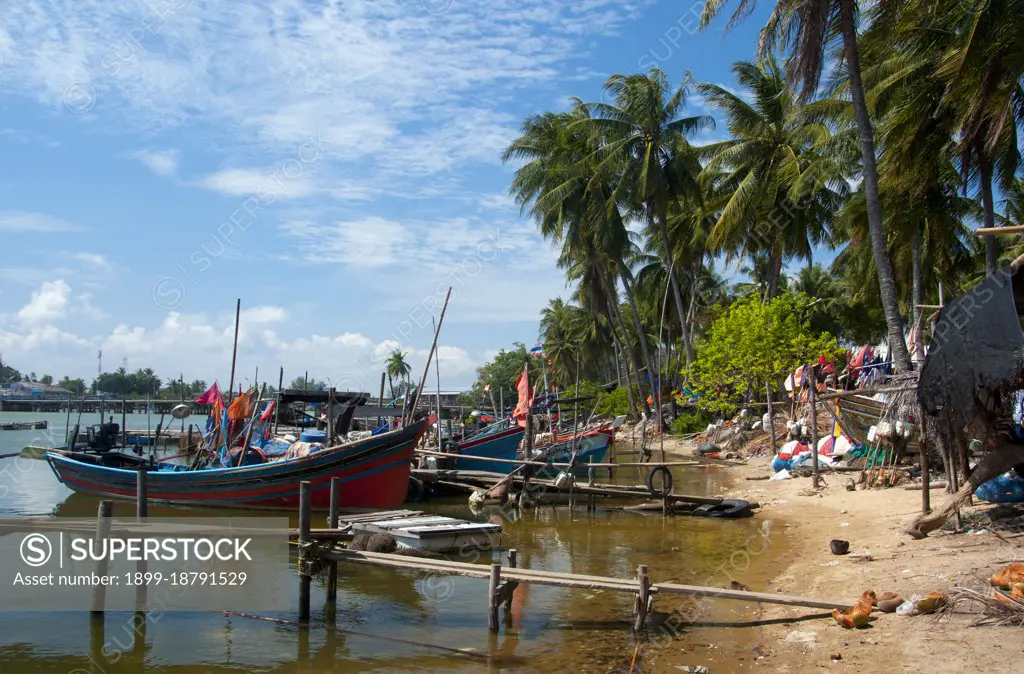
287, 376, 328, 391
56, 376, 87, 394
472, 343, 544, 399
39, 374, 53, 385
687, 292, 841, 414
0, 360, 20, 384
93, 368, 162, 396
672, 409, 714, 435
594, 385, 636, 418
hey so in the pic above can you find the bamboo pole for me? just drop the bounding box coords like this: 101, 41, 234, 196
974, 224, 1024, 235
274, 366, 284, 435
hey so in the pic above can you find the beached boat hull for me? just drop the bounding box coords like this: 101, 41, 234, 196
452, 426, 526, 473
45, 420, 429, 511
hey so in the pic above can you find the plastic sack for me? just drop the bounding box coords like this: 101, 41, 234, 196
770, 469, 791, 480
976, 472, 1024, 503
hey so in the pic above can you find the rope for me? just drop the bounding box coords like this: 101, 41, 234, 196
629, 642, 640, 673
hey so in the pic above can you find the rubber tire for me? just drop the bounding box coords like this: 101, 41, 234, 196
647, 466, 673, 498
406, 476, 425, 503
691, 499, 752, 519
442, 440, 459, 453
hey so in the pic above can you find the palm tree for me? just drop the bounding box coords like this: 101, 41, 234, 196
386, 350, 412, 403
697, 58, 850, 301
503, 107, 655, 415
700, 0, 914, 372
583, 69, 714, 369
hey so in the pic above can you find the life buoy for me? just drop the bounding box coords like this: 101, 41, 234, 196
406, 476, 425, 503
647, 466, 673, 497
691, 499, 753, 519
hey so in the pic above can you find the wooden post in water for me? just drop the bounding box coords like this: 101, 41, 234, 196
327, 477, 340, 602
298, 481, 312, 624
91, 500, 113, 615
633, 564, 650, 631
136, 468, 148, 612
487, 562, 502, 633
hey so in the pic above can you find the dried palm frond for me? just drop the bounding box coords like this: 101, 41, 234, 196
942, 585, 1024, 627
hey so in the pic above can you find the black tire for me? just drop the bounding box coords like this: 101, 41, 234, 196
442, 440, 459, 453
647, 466, 673, 498
691, 499, 753, 519
406, 476, 425, 503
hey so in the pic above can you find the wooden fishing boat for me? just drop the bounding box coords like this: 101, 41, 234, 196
449, 425, 526, 473
45, 419, 429, 511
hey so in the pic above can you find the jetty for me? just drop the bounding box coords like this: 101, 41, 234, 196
0, 420, 47, 431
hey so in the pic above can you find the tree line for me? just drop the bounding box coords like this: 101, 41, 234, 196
473, 0, 1023, 421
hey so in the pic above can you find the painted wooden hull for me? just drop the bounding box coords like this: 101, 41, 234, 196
45, 420, 429, 511
454, 428, 612, 475
452, 425, 526, 473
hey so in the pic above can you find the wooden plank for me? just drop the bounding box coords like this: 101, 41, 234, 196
653, 581, 850, 610
975, 225, 1024, 236
320, 549, 853, 609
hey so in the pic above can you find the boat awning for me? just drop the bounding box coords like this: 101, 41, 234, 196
277, 390, 371, 405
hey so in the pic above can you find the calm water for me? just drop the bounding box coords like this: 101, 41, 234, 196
0, 412, 785, 673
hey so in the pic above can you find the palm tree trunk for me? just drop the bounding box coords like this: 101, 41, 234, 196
652, 204, 694, 368
980, 154, 999, 276
619, 264, 659, 413
601, 271, 652, 416
765, 249, 783, 301
611, 328, 639, 418
838, 0, 913, 373
910, 226, 923, 329
388, 374, 395, 401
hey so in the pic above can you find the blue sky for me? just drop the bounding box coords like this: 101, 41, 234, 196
0, 0, 776, 391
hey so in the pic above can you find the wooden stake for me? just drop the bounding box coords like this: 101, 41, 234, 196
91, 500, 113, 615
378, 372, 386, 429
765, 382, 778, 454
504, 549, 518, 613
274, 366, 284, 435
487, 562, 501, 633
136, 468, 148, 611
298, 481, 311, 624
633, 564, 650, 631
327, 477, 340, 602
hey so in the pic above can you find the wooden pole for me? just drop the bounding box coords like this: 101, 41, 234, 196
487, 562, 501, 633
228, 298, 241, 406
975, 224, 1024, 235
433, 316, 442, 450
274, 366, 284, 435
504, 549, 518, 614
633, 564, 650, 631
407, 287, 452, 424
121, 397, 127, 447
64, 393, 72, 446
91, 500, 113, 615
327, 387, 335, 445
378, 372, 386, 429
765, 382, 778, 454
136, 469, 148, 611
298, 481, 311, 624
808, 365, 820, 490
918, 404, 930, 513
327, 477, 340, 602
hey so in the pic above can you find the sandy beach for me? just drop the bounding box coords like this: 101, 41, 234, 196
621, 428, 1022, 673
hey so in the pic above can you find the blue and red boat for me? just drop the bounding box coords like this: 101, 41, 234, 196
443, 421, 613, 475
45, 419, 429, 511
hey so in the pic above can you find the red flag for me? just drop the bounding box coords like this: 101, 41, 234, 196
195, 382, 224, 407
512, 365, 533, 428
259, 401, 276, 423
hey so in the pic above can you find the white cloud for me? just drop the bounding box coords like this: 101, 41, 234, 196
281, 217, 413, 268
132, 149, 179, 175
199, 168, 317, 200
68, 252, 112, 271
0, 211, 81, 232
240, 305, 287, 325
17, 280, 71, 325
